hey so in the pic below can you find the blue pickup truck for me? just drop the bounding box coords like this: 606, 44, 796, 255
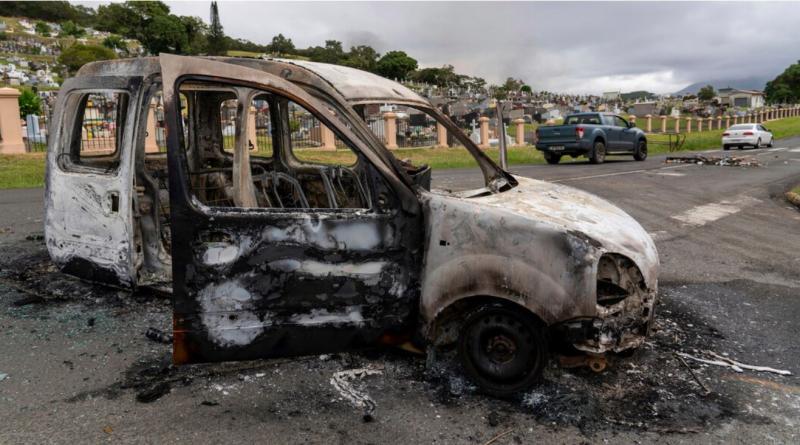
535, 112, 648, 164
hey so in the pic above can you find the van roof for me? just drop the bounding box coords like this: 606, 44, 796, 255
76, 56, 428, 106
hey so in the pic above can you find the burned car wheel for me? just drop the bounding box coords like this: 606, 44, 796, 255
458, 304, 548, 397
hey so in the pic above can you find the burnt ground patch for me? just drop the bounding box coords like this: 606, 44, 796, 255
0, 239, 792, 438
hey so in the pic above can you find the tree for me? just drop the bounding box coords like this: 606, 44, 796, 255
520, 85, 532, 94
410, 65, 460, 87
18, 88, 42, 117
58, 43, 117, 74
765, 60, 800, 104
342, 45, 379, 72
102, 35, 127, 53
34, 21, 51, 37
59, 20, 85, 38
180, 15, 209, 55
698, 84, 716, 102
206, 1, 226, 56
309, 40, 345, 64
375, 51, 417, 80
140, 13, 189, 54
268, 33, 295, 56
95, 2, 138, 36
0, 2, 95, 25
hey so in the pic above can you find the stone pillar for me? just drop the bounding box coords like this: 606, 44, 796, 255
320, 124, 336, 150
686, 117, 693, 133
513, 118, 525, 146
716, 116, 722, 130
644, 115, 652, 133
696, 117, 703, 132
478, 116, 490, 149
0, 87, 24, 153
725, 115, 730, 129
383, 112, 398, 149
735, 115, 740, 124
436, 122, 448, 148
247, 106, 258, 152
629, 115, 637, 127
144, 102, 159, 153
706, 116, 712, 130
660, 115, 667, 133
674, 116, 680, 133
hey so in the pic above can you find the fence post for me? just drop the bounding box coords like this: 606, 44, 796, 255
696, 117, 703, 132
436, 121, 448, 148
660, 115, 667, 133
643, 115, 651, 132
321, 124, 336, 150
0, 87, 24, 153
247, 106, 258, 152
144, 102, 159, 153
686, 117, 692, 133
716, 116, 722, 130
725, 115, 730, 129
383, 112, 398, 149
513, 118, 525, 146
629, 115, 637, 128
674, 116, 680, 133
479, 116, 490, 149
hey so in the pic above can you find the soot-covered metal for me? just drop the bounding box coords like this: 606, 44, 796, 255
44, 54, 659, 395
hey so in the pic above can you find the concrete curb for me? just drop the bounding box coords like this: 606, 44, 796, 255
786, 190, 800, 209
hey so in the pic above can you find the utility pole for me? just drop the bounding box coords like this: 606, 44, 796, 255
496, 100, 508, 170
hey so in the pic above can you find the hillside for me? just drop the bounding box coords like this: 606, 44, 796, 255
674, 76, 771, 95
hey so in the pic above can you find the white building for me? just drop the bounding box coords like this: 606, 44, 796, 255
717, 88, 765, 109
603, 91, 621, 101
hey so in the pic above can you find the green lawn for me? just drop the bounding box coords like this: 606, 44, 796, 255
2, 116, 799, 189
0, 153, 46, 189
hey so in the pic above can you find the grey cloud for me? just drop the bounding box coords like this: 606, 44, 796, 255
162, 1, 800, 94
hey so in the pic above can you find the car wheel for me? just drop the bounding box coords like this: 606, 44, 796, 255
458, 303, 548, 398
723, 144, 730, 151
589, 141, 606, 164
544, 152, 561, 165
633, 139, 647, 161
755, 138, 761, 149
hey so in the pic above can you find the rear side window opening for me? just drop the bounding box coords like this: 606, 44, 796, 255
62, 91, 130, 173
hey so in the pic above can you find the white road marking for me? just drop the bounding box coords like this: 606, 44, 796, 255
555, 164, 691, 182
672, 195, 761, 227
653, 172, 686, 177
768, 147, 787, 152
648, 230, 671, 241
789, 148, 800, 153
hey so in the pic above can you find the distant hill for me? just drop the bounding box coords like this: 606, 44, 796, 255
621, 90, 657, 101
674, 76, 771, 95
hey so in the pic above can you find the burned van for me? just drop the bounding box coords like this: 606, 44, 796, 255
44, 54, 658, 396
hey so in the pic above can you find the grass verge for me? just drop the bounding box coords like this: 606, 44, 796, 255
1, 116, 798, 189
0, 153, 46, 189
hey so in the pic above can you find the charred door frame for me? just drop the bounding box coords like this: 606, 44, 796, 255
44, 75, 143, 287
160, 55, 424, 364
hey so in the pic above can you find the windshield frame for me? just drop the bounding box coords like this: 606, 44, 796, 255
347, 99, 517, 192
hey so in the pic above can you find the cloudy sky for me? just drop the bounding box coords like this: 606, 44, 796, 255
126, 2, 800, 94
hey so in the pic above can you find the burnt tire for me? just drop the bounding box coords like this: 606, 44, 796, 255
589, 141, 606, 164
634, 139, 647, 161
457, 304, 548, 398
544, 152, 561, 165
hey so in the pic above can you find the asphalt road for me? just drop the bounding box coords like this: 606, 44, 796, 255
2, 140, 800, 444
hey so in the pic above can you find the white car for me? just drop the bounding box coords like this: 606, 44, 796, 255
722, 123, 773, 150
